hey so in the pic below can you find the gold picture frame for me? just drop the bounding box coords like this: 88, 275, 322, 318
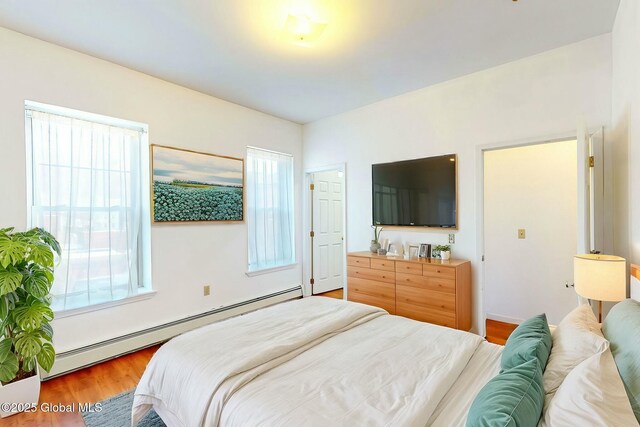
150, 144, 244, 223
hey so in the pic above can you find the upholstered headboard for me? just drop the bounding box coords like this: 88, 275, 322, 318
631, 264, 640, 302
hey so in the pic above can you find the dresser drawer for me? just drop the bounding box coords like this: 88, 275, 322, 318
371, 258, 395, 272
348, 290, 395, 314
396, 285, 456, 313
396, 261, 423, 276
347, 267, 395, 284
422, 264, 456, 279
347, 256, 370, 268
396, 302, 456, 328
348, 277, 395, 300
396, 273, 456, 294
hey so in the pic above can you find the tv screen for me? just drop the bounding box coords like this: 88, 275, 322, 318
372, 154, 457, 228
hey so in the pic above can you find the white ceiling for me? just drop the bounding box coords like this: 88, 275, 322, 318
0, 0, 620, 123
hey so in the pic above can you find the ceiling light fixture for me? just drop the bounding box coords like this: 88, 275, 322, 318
284, 14, 327, 45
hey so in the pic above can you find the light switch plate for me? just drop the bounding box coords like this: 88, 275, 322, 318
204, 285, 211, 296
518, 229, 526, 239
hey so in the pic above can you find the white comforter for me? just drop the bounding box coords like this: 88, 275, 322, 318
132, 297, 483, 427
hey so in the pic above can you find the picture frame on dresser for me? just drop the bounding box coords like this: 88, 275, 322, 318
408, 245, 419, 258
419, 243, 431, 258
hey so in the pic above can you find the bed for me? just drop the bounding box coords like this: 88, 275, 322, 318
132, 272, 640, 427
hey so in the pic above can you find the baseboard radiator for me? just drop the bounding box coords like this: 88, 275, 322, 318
45, 286, 303, 379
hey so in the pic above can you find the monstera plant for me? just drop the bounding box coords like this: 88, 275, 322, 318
0, 227, 60, 385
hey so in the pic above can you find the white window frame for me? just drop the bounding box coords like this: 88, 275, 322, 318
246, 146, 296, 275
25, 101, 154, 316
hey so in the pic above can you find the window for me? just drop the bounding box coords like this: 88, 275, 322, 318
26, 102, 151, 312
246, 147, 295, 273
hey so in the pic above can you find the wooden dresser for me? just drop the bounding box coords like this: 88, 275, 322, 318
347, 252, 471, 330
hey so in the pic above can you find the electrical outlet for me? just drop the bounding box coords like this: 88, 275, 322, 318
518, 229, 526, 239
448, 234, 455, 244
203, 285, 211, 296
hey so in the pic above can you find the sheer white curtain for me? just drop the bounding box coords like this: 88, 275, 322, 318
246, 147, 295, 272
27, 109, 145, 311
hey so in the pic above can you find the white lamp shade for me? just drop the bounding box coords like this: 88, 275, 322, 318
574, 254, 626, 302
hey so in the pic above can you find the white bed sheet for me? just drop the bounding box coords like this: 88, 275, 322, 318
221, 316, 482, 427
219, 314, 483, 427
427, 341, 503, 427
134, 297, 488, 427
133, 297, 386, 427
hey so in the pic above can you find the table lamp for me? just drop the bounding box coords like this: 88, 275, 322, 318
574, 254, 626, 322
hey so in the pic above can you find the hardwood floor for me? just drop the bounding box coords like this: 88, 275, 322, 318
315, 288, 344, 299
1, 345, 160, 427
485, 319, 518, 345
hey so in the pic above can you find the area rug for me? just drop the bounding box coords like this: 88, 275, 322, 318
81, 389, 166, 427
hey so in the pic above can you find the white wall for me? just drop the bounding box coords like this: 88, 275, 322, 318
0, 27, 303, 353
483, 141, 577, 325
612, 0, 640, 268
303, 35, 612, 332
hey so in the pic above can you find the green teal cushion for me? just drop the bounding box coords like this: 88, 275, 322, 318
602, 299, 640, 423
501, 314, 552, 372
466, 358, 544, 427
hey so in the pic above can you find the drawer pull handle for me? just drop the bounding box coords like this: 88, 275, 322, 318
382, 276, 386, 279
436, 270, 441, 273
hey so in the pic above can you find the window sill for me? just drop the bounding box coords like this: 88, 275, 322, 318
53, 290, 157, 319
246, 263, 297, 277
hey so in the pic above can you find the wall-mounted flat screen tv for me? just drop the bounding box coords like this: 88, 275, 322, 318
372, 154, 457, 228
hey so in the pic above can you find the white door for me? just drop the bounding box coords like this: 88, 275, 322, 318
311, 170, 344, 294
483, 140, 579, 325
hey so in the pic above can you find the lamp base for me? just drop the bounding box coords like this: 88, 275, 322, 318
598, 300, 603, 323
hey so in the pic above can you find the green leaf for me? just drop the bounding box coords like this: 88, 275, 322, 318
0, 236, 27, 268
0, 349, 18, 383
0, 295, 7, 321
0, 338, 12, 358
27, 243, 54, 269
0, 266, 23, 296
36, 342, 55, 372
14, 331, 42, 359
32, 228, 61, 257
22, 356, 37, 373
41, 322, 54, 339
12, 298, 54, 331
0, 228, 14, 239
22, 270, 51, 298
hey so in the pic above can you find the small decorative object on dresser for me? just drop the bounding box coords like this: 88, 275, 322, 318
433, 244, 451, 260
419, 243, 431, 258
370, 224, 384, 253
408, 245, 419, 259
387, 244, 399, 257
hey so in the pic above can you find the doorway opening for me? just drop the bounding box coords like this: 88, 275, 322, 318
305, 166, 346, 297
483, 139, 579, 326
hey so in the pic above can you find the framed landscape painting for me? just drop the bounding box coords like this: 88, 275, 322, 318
151, 145, 244, 223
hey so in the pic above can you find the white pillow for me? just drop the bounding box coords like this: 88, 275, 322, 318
543, 304, 607, 406
540, 343, 638, 427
